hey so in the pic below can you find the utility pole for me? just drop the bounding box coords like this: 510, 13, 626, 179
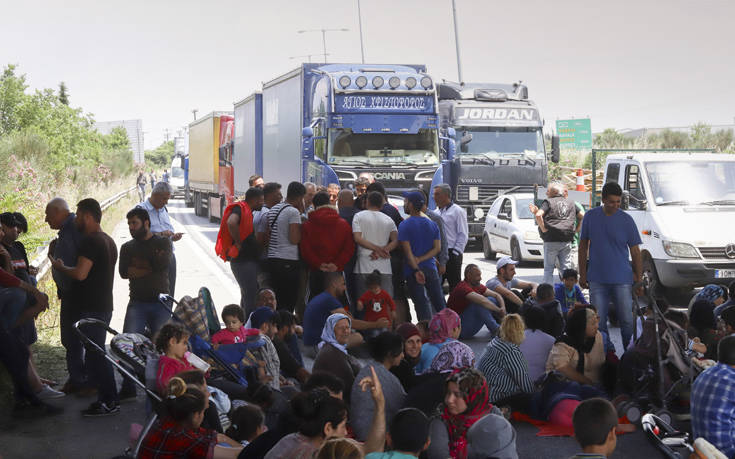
357, 0, 365, 63
192, 109, 198, 121
164, 128, 170, 142
297, 28, 349, 63
451, 0, 464, 84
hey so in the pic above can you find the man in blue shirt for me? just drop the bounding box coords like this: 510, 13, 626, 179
578, 182, 642, 351
398, 191, 445, 321
691, 335, 735, 458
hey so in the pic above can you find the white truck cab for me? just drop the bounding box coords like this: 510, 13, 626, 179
603, 153, 735, 292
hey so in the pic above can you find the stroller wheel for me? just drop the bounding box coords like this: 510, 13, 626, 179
613, 395, 631, 418
621, 401, 642, 424
650, 408, 673, 426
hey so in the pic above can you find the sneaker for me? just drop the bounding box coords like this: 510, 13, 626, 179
81, 401, 120, 417
118, 386, 137, 402
37, 384, 66, 400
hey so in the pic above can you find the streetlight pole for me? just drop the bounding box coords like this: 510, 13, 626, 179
357, 0, 365, 63
451, 0, 464, 84
297, 28, 349, 63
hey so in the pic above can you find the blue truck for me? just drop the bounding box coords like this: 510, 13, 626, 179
431, 81, 559, 239
233, 63, 442, 194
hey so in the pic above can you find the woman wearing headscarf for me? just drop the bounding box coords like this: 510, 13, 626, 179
312, 314, 362, 403
404, 340, 476, 416
426, 368, 509, 459
546, 307, 605, 387
391, 322, 424, 391
688, 284, 726, 313
414, 309, 461, 374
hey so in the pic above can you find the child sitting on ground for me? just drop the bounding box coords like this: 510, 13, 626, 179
355, 270, 396, 337
139, 377, 242, 459
554, 268, 588, 317
225, 403, 267, 447
156, 323, 195, 394
211, 304, 260, 346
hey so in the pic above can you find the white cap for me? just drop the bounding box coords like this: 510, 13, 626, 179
496, 256, 518, 270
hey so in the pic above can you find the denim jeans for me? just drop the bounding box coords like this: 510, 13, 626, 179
0, 286, 27, 330
589, 282, 634, 351
406, 267, 446, 322
78, 310, 118, 404
230, 260, 259, 316
120, 300, 172, 393
59, 301, 88, 387
543, 241, 571, 285
459, 302, 500, 339
168, 253, 177, 298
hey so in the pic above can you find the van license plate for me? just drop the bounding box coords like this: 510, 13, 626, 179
715, 269, 735, 278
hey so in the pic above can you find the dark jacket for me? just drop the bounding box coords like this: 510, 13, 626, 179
521, 300, 565, 339
312, 343, 361, 403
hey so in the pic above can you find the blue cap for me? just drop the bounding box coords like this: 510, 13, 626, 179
250, 306, 276, 329
402, 191, 425, 209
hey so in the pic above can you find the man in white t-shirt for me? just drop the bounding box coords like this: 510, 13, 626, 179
352, 191, 398, 299
266, 181, 305, 313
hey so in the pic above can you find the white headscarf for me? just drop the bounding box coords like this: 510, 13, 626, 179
319, 313, 351, 354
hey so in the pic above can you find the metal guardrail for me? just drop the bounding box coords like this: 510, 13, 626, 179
30, 186, 136, 281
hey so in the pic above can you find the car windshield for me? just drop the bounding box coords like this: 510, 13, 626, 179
646, 161, 735, 205
328, 128, 439, 166
171, 167, 184, 178
515, 198, 534, 219
457, 127, 545, 160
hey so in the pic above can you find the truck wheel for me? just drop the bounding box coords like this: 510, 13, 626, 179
194, 192, 200, 216
511, 239, 523, 265
483, 235, 496, 260
209, 196, 217, 223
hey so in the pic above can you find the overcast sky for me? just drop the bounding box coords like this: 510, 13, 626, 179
1, 0, 733, 149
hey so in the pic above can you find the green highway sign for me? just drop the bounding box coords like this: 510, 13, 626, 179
556, 118, 592, 150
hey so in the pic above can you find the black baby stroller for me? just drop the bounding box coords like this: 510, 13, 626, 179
616, 279, 698, 425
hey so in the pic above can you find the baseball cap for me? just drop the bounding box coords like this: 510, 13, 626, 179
402, 190, 425, 210
0, 212, 19, 227
250, 306, 276, 329
496, 256, 518, 270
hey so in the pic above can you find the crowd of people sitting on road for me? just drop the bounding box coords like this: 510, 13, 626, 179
3, 174, 735, 458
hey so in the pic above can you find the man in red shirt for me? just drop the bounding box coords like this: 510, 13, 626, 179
447, 264, 506, 339
300, 191, 355, 300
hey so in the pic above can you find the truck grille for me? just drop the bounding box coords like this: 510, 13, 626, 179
698, 247, 729, 259
457, 185, 506, 202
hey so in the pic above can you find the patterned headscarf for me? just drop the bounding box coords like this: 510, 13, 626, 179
695, 284, 725, 304
428, 308, 461, 344
319, 313, 351, 354
430, 341, 475, 373
441, 367, 492, 459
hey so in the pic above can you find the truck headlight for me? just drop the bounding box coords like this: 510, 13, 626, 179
474, 208, 484, 220
405, 77, 417, 89
662, 241, 700, 259
339, 76, 351, 88
388, 76, 400, 89
356, 76, 368, 88
420, 76, 433, 89
372, 76, 384, 88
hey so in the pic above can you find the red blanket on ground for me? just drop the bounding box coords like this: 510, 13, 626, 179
511, 412, 633, 437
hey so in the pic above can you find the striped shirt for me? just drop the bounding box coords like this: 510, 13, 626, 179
477, 337, 535, 403
266, 203, 301, 260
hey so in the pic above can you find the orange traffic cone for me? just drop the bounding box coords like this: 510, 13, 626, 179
575, 169, 585, 191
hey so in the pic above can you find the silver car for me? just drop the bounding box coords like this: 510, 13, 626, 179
482, 192, 544, 263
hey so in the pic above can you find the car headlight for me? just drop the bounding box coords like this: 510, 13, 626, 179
662, 241, 700, 258
355, 76, 368, 88
405, 77, 417, 89
339, 76, 351, 88
420, 76, 433, 89
372, 76, 384, 88
474, 208, 484, 220
524, 230, 540, 241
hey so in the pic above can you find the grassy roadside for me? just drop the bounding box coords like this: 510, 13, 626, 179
0, 191, 138, 413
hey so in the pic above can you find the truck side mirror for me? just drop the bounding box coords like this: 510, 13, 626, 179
302, 127, 314, 138
551, 135, 560, 163
459, 131, 472, 153
621, 190, 630, 210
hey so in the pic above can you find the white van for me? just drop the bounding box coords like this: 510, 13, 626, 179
602, 153, 735, 293
169, 155, 186, 197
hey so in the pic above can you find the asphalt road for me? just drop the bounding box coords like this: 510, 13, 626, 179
0, 197, 687, 459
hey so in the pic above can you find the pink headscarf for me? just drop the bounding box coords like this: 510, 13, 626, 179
428, 308, 461, 344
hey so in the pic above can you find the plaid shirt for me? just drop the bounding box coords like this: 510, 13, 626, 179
139, 418, 216, 459
691, 363, 735, 457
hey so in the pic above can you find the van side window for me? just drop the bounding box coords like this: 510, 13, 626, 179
605, 163, 620, 184
625, 164, 646, 208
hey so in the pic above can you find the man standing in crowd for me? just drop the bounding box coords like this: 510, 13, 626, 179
161, 169, 170, 183
579, 181, 642, 350
249, 174, 264, 188
136, 171, 147, 203
266, 181, 305, 313
485, 256, 537, 313
337, 189, 360, 307
45, 198, 85, 394
254, 182, 282, 291
533, 183, 580, 285
51, 198, 119, 416
300, 191, 355, 300
138, 182, 182, 297
217, 187, 264, 314
399, 191, 445, 321
327, 183, 340, 207
354, 176, 370, 198
420, 190, 448, 279
117, 207, 172, 400
447, 264, 505, 339
302, 182, 317, 216
434, 184, 468, 291
353, 191, 398, 298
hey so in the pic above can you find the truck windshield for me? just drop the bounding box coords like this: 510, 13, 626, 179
328, 128, 439, 166
646, 161, 735, 206
457, 127, 544, 159
171, 167, 185, 178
